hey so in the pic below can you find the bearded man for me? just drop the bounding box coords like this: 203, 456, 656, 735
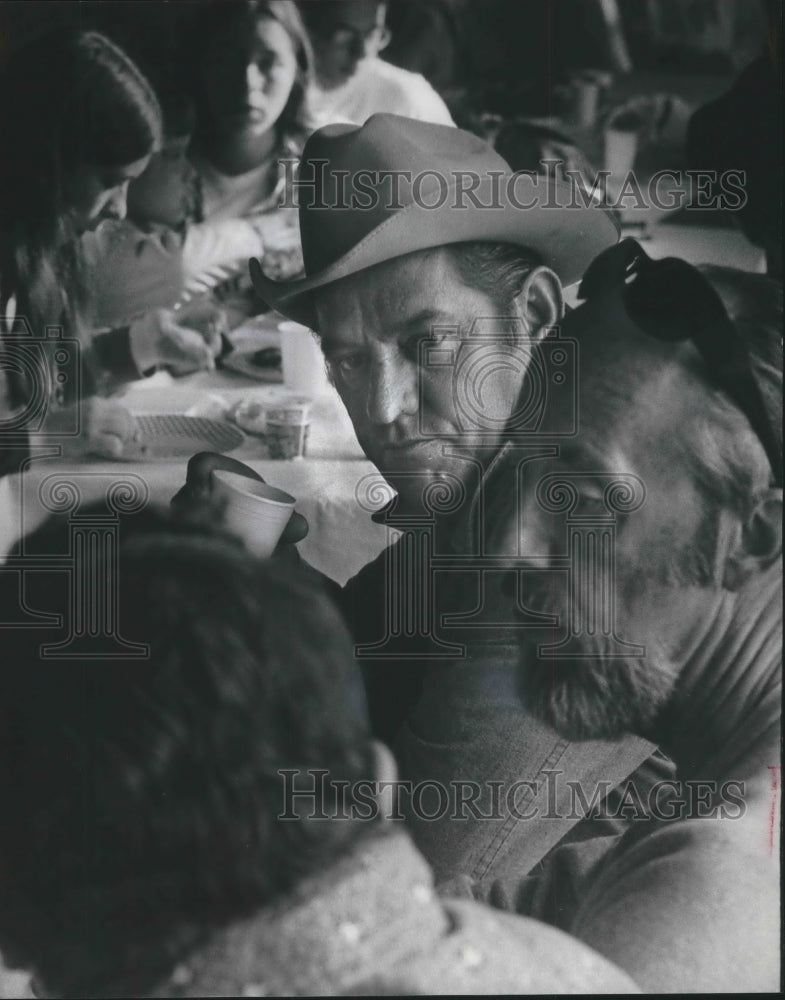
478, 239, 781, 992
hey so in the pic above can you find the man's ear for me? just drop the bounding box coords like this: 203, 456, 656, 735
513, 266, 564, 340
723, 489, 782, 591
371, 739, 398, 821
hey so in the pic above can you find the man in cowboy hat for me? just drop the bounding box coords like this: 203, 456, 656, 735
177, 114, 665, 887
252, 113, 616, 530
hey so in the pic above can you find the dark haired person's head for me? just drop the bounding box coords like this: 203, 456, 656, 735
0, 505, 378, 998
0, 29, 162, 328
492, 262, 782, 742
127, 90, 199, 230
299, 0, 388, 90
0, 29, 161, 241
192, 0, 312, 146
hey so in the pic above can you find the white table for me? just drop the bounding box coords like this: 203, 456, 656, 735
563, 216, 765, 308
633, 219, 766, 271
0, 369, 395, 586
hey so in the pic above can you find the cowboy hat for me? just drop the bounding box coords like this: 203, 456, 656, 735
250, 113, 619, 329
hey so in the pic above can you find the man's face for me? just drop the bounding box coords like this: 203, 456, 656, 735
315, 249, 534, 515
492, 331, 729, 740
308, 1, 388, 90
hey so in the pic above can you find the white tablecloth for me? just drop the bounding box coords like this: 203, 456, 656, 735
564, 219, 766, 308
0, 372, 394, 586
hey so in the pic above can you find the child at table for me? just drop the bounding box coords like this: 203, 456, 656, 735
82, 90, 198, 331
1, 29, 222, 479
1, 29, 162, 474
181, 1, 313, 298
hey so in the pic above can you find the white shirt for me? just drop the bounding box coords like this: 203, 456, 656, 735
182, 150, 288, 296
308, 57, 454, 127
190, 150, 284, 223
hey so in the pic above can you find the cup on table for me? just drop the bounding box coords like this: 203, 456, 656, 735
571, 74, 601, 128
211, 470, 296, 557
279, 320, 331, 397
265, 397, 312, 460
604, 122, 639, 187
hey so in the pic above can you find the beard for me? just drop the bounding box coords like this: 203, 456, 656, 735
510, 511, 721, 741
515, 579, 680, 742
516, 640, 678, 742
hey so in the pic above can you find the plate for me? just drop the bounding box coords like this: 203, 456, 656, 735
126, 414, 245, 460
221, 348, 284, 382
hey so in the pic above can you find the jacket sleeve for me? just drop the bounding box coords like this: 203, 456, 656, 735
89, 327, 144, 391
338, 539, 427, 745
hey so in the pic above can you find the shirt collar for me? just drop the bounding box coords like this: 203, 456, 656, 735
153, 828, 447, 997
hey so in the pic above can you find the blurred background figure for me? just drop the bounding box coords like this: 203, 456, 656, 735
0, 27, 224, 478
493, 120, 602, 191
182, 0, 313, 296
0, 30, 159, 337
83, 90, 199, 330
82, 87, 232, 379
621, 0, 766, 74
383, 0, 467, 96
298, 0, 454, 125
687, 0, 782, 279
447, 0, 633, 123
0, 29, 161, 473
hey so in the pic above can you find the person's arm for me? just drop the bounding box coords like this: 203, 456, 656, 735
84, 223, 186, 329
88, 301, 225, 393
687, 55, 782, 260
403, 73, 456, 126
570, 821, 780, 992
90, 327, 144, 387
181, 218, 265, 293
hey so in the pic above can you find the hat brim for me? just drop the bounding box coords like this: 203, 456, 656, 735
250, 177, 620, 330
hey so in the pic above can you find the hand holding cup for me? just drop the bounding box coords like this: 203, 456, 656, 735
170, 452, 309, 551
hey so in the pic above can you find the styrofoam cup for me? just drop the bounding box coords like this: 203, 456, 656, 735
211, 470, 296, 557
572, 79, 601, 127
279, 321, 331, 396
265, 396, 312, 459
604, 127, 638, 182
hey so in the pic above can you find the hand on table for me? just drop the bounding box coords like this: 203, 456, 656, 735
40, 397, 140, 460
129, 300, 226, 376
171, 451, 309, 550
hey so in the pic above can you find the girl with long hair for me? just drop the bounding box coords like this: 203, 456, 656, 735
1, 29, 222, 473
182, 0, 314, 294
0, 29, 162, 338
